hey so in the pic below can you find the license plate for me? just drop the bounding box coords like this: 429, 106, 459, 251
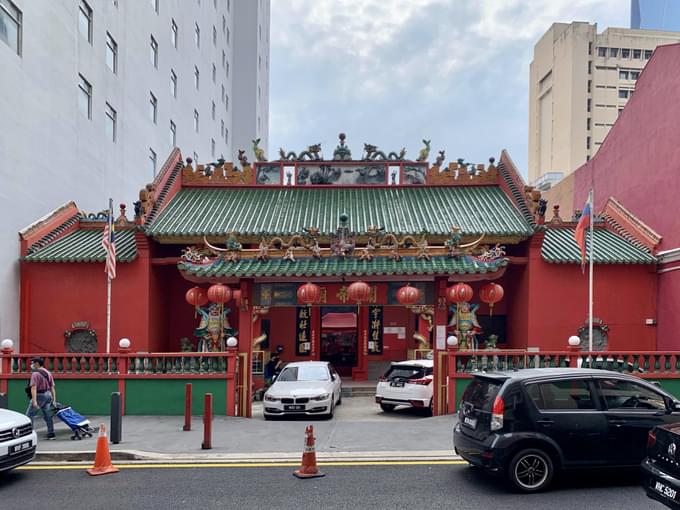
9, 441, 32, 455
390, 381, 405, 387
652, 479, 679, 501
463, 416, 478, 429
284, 405, 304, 411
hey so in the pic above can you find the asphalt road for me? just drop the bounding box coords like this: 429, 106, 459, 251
1, 463, 665, 510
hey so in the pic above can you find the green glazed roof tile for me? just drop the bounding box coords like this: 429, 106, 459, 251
541, 227, 655, 264
178, 255, 509, 278
23, 229, 137, 263
147, 187, 533, 238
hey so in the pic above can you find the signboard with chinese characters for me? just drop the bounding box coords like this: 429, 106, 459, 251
296, 307, 311, 356
368, 306, 383, 355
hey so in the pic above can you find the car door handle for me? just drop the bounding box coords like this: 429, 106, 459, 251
609, 419, 627, 427
536, 419, 554, 427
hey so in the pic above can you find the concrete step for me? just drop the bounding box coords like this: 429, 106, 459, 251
341, 386, 376, 397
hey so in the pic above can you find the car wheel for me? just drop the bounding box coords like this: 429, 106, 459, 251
380, 403, 396, 412
426, 398, 433, 417
263, 414, 272, 421
337, 393, 342, 405
507, 448, 554, 493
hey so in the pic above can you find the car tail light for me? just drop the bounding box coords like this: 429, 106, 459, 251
648, 430, 657, 450
408, 378, 432, 386
378, 376, 386, 382
490, 396, 504, 431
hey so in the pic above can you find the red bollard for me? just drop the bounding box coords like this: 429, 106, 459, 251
202, 393, 213, 450
183, 383, 192, 431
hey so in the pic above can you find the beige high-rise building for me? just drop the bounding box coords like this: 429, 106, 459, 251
528, 22, 680, 190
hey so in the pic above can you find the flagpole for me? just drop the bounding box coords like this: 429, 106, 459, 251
588, 188, 594, 353
106, 198, 113, 355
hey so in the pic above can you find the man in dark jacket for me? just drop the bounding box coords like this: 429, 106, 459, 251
26, 357, 57, 440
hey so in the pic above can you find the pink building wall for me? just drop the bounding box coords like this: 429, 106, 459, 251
571, 43, 680, 349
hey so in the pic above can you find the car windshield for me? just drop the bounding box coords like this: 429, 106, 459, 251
277, 365, 329, 382
383, 365, 431, 380
462, 378, 502, 411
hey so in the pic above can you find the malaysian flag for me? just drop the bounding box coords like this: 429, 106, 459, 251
102, 199, 116, 279
574, 194, 592, 273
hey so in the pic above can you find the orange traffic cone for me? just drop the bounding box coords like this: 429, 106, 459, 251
293, 425, 325, 479
86, 424, 120, 476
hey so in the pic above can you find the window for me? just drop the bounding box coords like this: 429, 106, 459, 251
194, 66, 199, 90
587, 79, 591, 93
588, 41, 592, 55
597, 379, 666, 411
151, 0, 158, 13
149, 149, 157, 176
149, 92, 157, 123
79, 1, 92, 43
221, 85, 225, 103
0, 0, 22, 55
588, 61, 592, 74
212, 63, 216, 83
226, 27, 230, 45
105, 103, 116, 142
644, 50, 652, 59
587, 98, 591, 112
225, 127, 229, 144
222, 50, 225, 68
227, 0, 230, 12
170, 70, 177, 97
193, 109, 199, 132
78, 74, 92, 119
170, 120, 176, 146
150, 35, 158, 68
171, 19, 178, 48
213, 0, 217, 8
586, 117, 591, 130
220, 119, 224, 137
621, 48, 630, 58
195, 23, 200, 48
258, 55, 261, 70
633, 48, 642, 59
609, 47, 618, 58
225, 94, 229, 111
211, 101, 216, 120
598, 47, 607, 57
586, 136, 591, 150
619, 89, 629, 99
619, 70, 629, 80
226, 61, 230, 78
222, 15, 226, 33
213, 25, 217, 46
106, 33, 117, 73
526, 380, 596, 411
258, 85, 261, 101
211, 138, 215, 158
631, 71, 640, 80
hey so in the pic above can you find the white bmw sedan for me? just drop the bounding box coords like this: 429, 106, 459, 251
263, 361, 342, 420
0, 408, 38, 472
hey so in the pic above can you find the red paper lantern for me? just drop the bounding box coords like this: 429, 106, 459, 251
479, 282, 504, 316
297, 283, 321, 305
396, 284, 421, 306
185, 286, 208, 307
207, 283, 232, 304
446, 283, 473, 303
347, 281, 372, 304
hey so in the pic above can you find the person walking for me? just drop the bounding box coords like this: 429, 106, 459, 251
26, 357, 57, 440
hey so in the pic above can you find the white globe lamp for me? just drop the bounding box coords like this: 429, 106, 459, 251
568, 336, 581, 347
226, 336, 238, 348
446, 335, 458, 347
1, 338, 14, 350
119, 338, 131, 349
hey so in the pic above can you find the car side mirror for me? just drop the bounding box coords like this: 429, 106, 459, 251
330, 373, 336, 381
673, 402, 680, 412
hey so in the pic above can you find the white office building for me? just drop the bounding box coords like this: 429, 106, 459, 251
0, 0, 270, 343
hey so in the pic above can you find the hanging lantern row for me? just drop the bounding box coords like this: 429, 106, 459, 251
207, 283, 232, 304
446, 282, 473, 304
396, 284, 421, 306
347, 281, 372, 304
185, 284, 240, 307
185, 286, 208, 308
297, 282, 321, 306
479, 282, 504, 316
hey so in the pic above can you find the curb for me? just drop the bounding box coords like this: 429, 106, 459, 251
35, 449, 462, 464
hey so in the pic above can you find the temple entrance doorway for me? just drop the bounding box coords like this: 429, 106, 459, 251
320, 306, 357, 377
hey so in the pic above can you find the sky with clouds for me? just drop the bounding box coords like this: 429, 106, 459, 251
269, 0, 629, 178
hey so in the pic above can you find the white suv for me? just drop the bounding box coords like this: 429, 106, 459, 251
0, 408, 37, 472
375, 359, 434, 415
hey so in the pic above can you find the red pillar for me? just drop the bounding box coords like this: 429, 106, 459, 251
0, 345, 13, 395
311, 306, 320, 361
237, 279, 253, 417
433, 277, 449, 416
226, 349, 237, 416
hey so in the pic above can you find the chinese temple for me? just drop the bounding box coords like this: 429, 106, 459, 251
19, 135, 658, 389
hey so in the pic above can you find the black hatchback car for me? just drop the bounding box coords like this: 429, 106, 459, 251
453, 368, 680, 492
642, 423, 680, 508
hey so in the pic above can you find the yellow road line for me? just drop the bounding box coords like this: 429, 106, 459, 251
19, 460, 467, 470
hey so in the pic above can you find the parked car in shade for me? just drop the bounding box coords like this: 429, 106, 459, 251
0, 408, 38, 472
453, 368, 680, 493
375, 359, 433, 415
263, 361, 342, 420
642, 422, 680, 509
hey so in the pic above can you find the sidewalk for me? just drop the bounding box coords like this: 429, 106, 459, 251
33, 397, 459, 462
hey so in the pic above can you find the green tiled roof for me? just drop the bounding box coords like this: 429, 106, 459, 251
23, 229, 137, 263
148, 187, 533, 238
541, 227, 655, 264
178, 255, 509, 278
